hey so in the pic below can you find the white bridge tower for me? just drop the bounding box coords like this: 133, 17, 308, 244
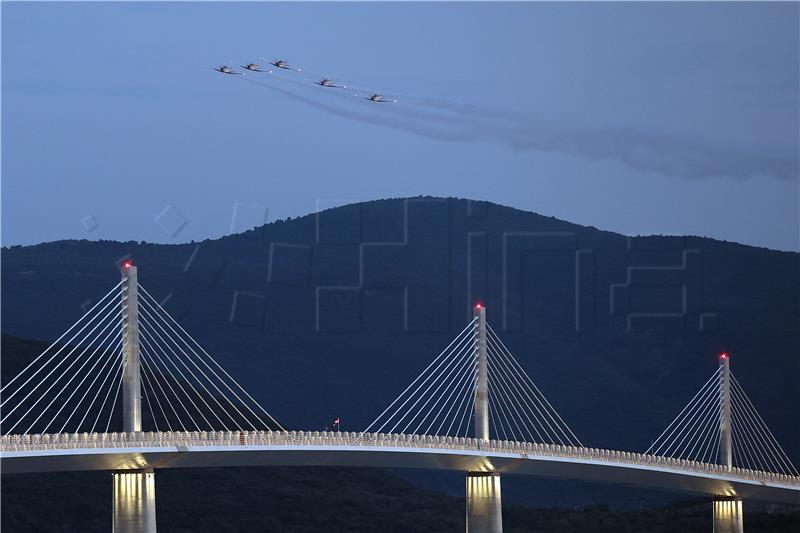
714, 353, 742, 533
466, 304, 503, 533
114, 260, 157, 533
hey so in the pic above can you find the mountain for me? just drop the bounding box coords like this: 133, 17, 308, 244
2, 197, 799, 508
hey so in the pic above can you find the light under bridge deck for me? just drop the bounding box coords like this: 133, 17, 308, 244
2, 431, 799, 505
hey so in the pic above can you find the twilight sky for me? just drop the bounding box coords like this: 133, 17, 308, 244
2, 2, 798, 250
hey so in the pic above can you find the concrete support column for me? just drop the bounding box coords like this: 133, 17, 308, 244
718, 353, 732, 470
466, 472, 502, 533
468, 307, 502, 532
116, 262, 153, 532
713, 497, 743, 533
113, 470, 157, 533
473, 305, 489, 443
121, 262, 142, 433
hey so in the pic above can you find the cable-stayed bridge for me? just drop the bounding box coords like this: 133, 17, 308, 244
1, 263, 798, 533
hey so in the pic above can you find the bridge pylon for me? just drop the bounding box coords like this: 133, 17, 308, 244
718, 353, 733, 470
121, 261, 142, 433
473, 304, 489, 443
467, 304, 502, 533
714, 354, 742, 533
117, 261, 156, 533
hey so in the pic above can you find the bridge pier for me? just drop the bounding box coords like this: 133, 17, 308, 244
713, 497, 743, 533
113, 470, 157, 533
467, 306, 503, 533
714, 355, 743, 532
115, 264, 156, 532
466, 472, 502, 533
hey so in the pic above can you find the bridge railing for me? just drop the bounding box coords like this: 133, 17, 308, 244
2, 431, 798, 488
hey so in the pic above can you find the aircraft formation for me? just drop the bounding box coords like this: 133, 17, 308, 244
211, 58, 398, 104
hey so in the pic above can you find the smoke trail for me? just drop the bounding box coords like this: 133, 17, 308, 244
238, 77, 477, 142
237, 74, 798, 182
408, 97, 798, 181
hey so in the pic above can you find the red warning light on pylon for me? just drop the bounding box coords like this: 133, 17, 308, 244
719, 352, 729, 359
122, 260, 133, 269
474, 302, 483, 310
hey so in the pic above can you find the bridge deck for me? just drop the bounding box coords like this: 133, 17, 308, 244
2, 431, 799, 504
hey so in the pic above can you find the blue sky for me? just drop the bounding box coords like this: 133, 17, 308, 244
3, 2, 798, 250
